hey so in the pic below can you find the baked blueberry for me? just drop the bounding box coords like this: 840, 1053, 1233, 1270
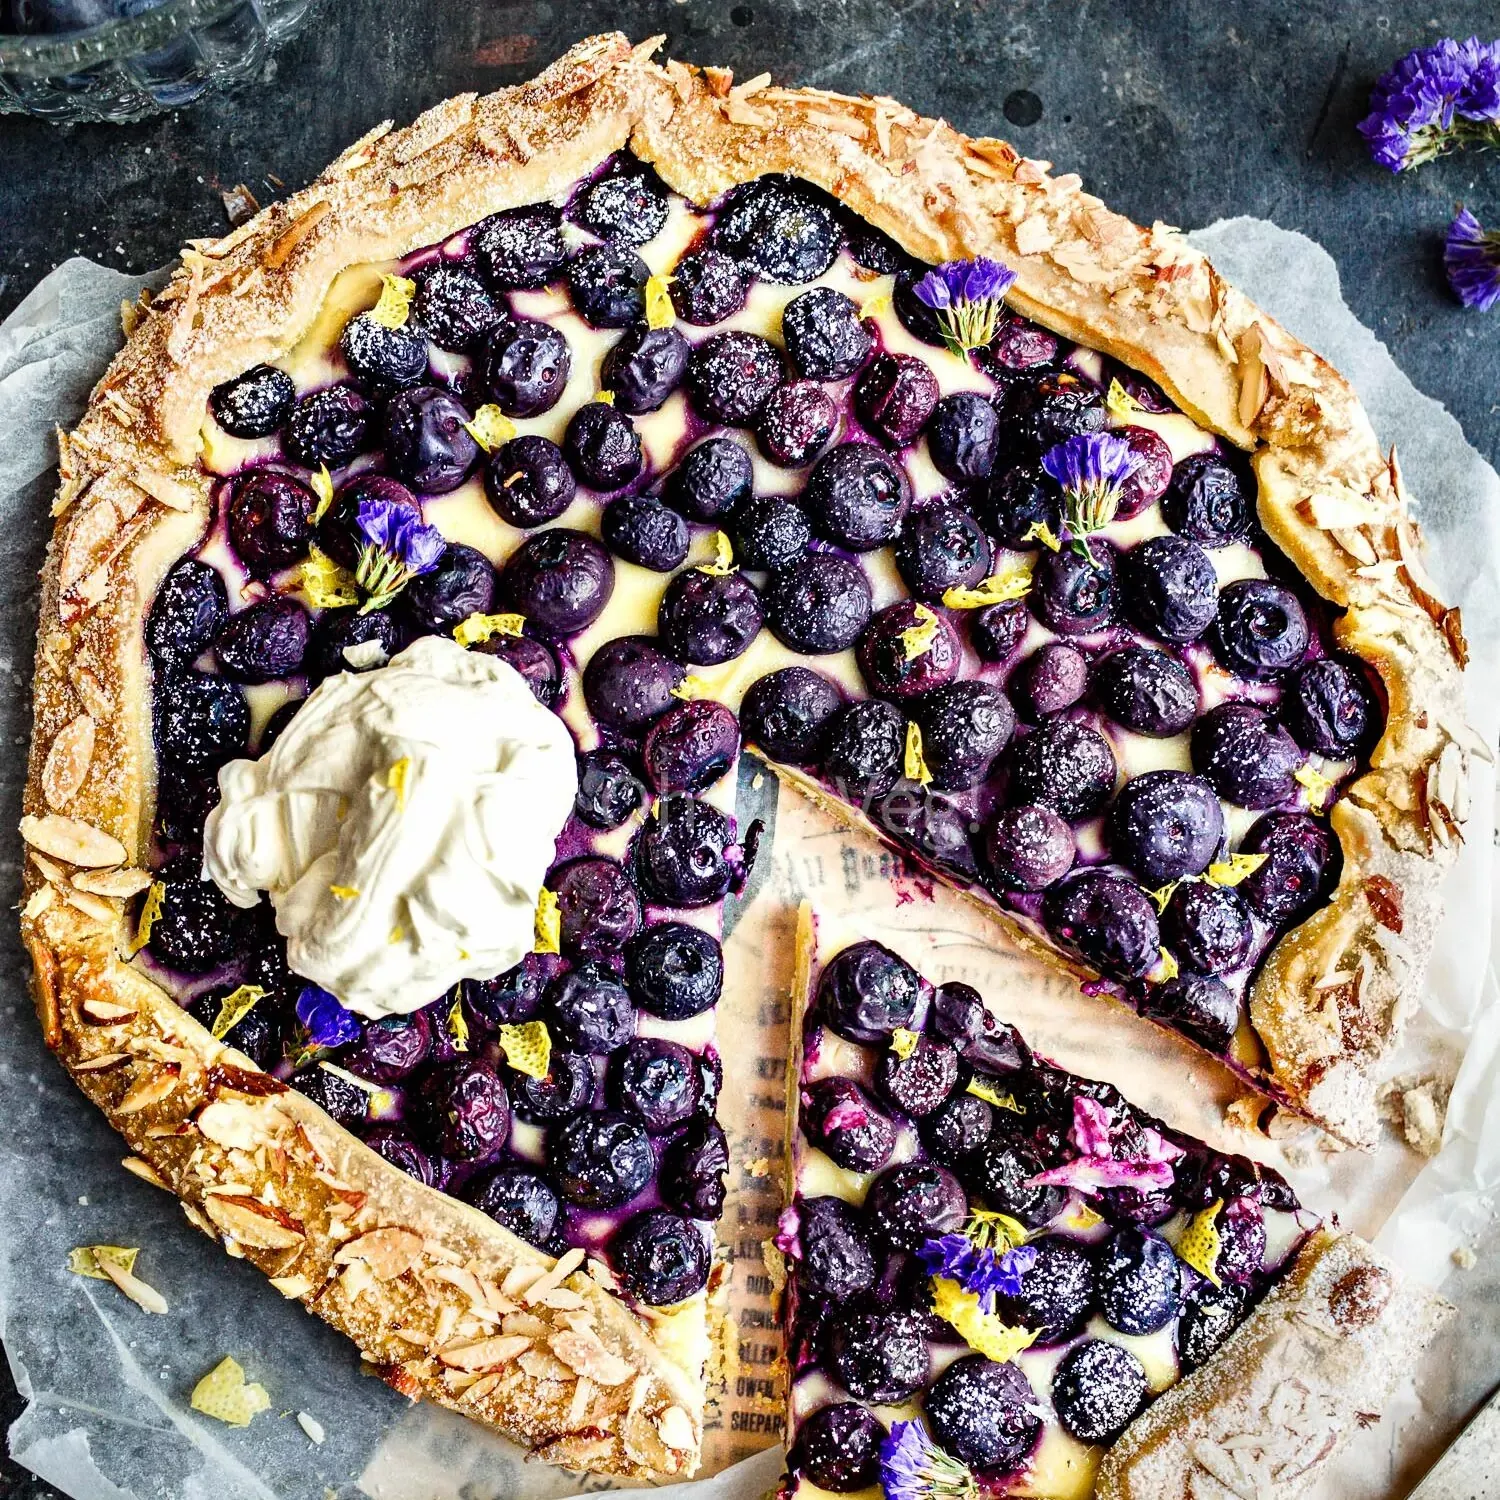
147, 558, 228, 668
574, 749, 646, 829
1282, 656, 1376, 758
874, 1034, 961, 1117
1163, 454, 1254, 547
1032, 542, 1119, 635
1002, 1235, 1095, 1342
306, 605, 400, 680
1004, 370, 1106, 452
986, 313, 1060, 371
612, 1210, 710, 1303
510, 1050, 596, 1123
979, 462, 1063, 549
712, 175, 840, 284
866, 1162, 967, 1251
1015, 642, 1089, 719
730, 495, 811, 570
502, 529, 613, 635
857, 600, 962, 702
929, 981, 1029, 1074
971, 599, 1029, 664
781, 286, 873, 381
1215, 1193, 1268, 1284
634, 794, 739, 907
1109, 770, 1225, 886
480, 317, 571, 417
1238, 811, 1337, 925
1146, 974, 1240, 1051
576, 164, 669, 244
1098, 1227, 1182, 1334
1123, 534, 1219, 643
824, 1308, 929, 1404
145, 863, 238, 974
803, 1076, 897, 1173
582, 636, 683, 732
927, 392, 1001, 484
602, 494, 689, 571
154, 670, 249, 774
625, 921, 724, 1020
658, 569, 763, 664
663, 436, 754, 521
1214, 578, 1310, 679
213, 597, 309, 683
876, 790, 980, 878
471, 630, 562, 706
925, 1355, 1043, 1472
894, 502, 992, 603
661, 1117, 730, 1218
984, 803, 1076, 891
891, 268, 945, 347
1043, 871, 1160, 980
187, 985, 279, 1069
741, 667, 842, 762
290, 1064, 369, 1130
916, 680, 1017, 789
340, 311, 428, 390
282, 384, 371, 468
402, 542, 496, 633
822, 699, 906, 800
363, 1128, 440, 1187
1178, 1280, 1245, 1372
964, 1139, 1066, 1227
227, 469, 316, 578
788, 1403, 885, 1492
844, 216, 909, 274
1092, 647, 1199, 738
383, 385, 480, 493
803, 442, 911, 550
1163, 882, 1254, 975
1051, 1339, 1148, 1444
920, 1091, 996, 1166
764, 553, 872, 653
553, 1111, 655, 1208
669, 249, 749, 325
687, 331, 785, 425
210, 364, 295, 439
413, 262, 504, 352
1191, 703, 1305, 808
600, 322, 691, 414
607, 1037, 703, 1133
564, 401, 643, 491
853, 353, 938, 447
818, 939, 922, 1043
1114, 426, 1175, 517
552, 857, 641, 957
567, 244, 649, 328
413, 1058, 510, 1162
545, 961, 636, 1053
644, 699, 740, 793
756, 380, 838, 468
1008, 717, 1118, 819
315, 472, 419, 570
472, 204, 567, 289
465, 954, 549, 1028
466, 1165, 562, 1249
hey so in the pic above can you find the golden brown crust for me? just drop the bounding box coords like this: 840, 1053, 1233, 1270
18, 31, 1472, 1477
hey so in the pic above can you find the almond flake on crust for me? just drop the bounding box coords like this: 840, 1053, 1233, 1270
19, 813, 125, 868
41, 714, 96, 811
202, 1193, 306, 1250
334, 1227, 425, 1281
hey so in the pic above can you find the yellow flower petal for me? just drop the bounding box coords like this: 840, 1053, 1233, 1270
534, 887, 561, 955
889, 1027, 920, 1060
942, 563, 1034, 609
930, 1277, 1038, 1363
858, 289, 893, 319
1157, 947, 1180, 981
671, 673, 712, 701
966, 1077, 1023, 1112
904, 721, 933, 787
368, 273, 417, 331
498, 1020, 553, 1080
696, 530, 737, 576
453, 611, 526, 647
463, 404, 517, 454
645, 273, 677, 330
1105, 377, 1146, 422
447, 996, 470, 1053
1177, 1199, 1224, 1287
386, 756, 411, 810
899, 602, 942, 662
329, 884, 359, 900
210, 985, 266, 1040
69, 1244, 139, 1280
1203, 851, 1269, 887
190, 1356, 271, 1428
1294, 762, 1337, 809
310, 465, 335, 524
1020, 520, 1062, 552
127, 880, 165, 957
298, 545, 360, 609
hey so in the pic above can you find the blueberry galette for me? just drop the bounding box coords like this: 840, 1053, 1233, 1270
779, 911, 1446, 1499
20, 32, 1468, 1482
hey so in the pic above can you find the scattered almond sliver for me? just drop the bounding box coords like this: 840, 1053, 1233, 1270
190, 1356, 271, 1427
68, 1244, 169, 1314
297, 1411, 326, 1445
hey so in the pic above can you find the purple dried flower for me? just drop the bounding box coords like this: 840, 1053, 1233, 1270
1040, 431, 1143, 556
1357, 36, 1500, 171
296, 984, 362, 1048
1029, 1093, 1186, 1195
879, 1420, 976, 1500
919, 1232, 1038, 1311
912, 256, 1018, 356
353, 495, 446, 611
1445, 207, 1500, 310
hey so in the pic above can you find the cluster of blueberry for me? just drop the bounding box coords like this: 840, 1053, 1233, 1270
784, 941, 1306, 1489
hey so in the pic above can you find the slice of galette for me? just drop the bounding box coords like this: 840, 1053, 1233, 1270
778, 906, 1448, 1500
20, 33, 1472, 1482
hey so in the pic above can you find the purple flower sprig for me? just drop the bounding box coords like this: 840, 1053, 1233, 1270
295, 984, 362, 1049
879, 1420, 977, 1500
1040, 431, 1143, 559
913, 256, 1017, 357
353, 495, 446, 613
1358, 36, 1500, 172
1445, 207, 1500, 310
919, 1233, 1037, 1313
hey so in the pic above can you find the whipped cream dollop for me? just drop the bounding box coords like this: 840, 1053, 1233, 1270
202, 635, 577, 1019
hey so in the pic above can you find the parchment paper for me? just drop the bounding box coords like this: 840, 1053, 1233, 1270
0, 222, 1495, 1500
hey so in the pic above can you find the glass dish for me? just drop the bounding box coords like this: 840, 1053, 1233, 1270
0, 0, 314, 123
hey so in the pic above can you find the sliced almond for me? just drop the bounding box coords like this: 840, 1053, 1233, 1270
81, 995, 137, 1023
115, 1066, 180, 1114
196, 1098, 280, 1151
42, 714, 96, 810
97, 1252, 169, 1314
1301, 490, 1382, 530
19, 813, 125, 868
73, 867, 154, 898
121, 1155, 169, 1189
436, 1334, 533, 1372
549, 1329, 634, 1386
131, 467, 198, 512
203, 1194, 306, 1250
334, 1227, 424, 1282
23, 886, 55, 920
73, 1051, 129, 1072
656, 1405, 696, 1452
65, 887, 119, 925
